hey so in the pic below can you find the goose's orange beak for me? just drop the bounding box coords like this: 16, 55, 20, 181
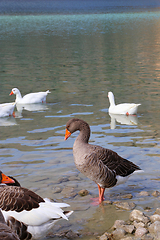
1, 173, 15, 184
9, 91, 13, 96
65, 129, 71, 140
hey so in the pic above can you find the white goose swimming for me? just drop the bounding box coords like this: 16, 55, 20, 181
10, 88, 50, 104
108, 91, 141, 115
0, 102, 16, 118
0, 171, 73, 239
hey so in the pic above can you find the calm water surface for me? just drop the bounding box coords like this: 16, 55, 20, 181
1, 4, 160, 239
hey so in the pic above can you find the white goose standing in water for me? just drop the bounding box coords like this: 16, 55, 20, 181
0, 171, 73, 239
65, 118, 142, 204
108, 91, 141, 115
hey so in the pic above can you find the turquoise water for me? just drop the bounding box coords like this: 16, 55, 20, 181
1, 6, 160, 239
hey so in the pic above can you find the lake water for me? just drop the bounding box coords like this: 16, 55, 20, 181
1, 1, 160, 239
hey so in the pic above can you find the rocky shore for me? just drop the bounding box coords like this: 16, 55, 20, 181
99, 190, 160, 240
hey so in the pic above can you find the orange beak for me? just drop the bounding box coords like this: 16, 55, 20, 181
9, 91, 13, 96
65, 129, 71, 140
1, 173, 15, 184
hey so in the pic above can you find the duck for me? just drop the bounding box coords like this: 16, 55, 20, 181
108, 91, 141, 115
0, 102, 16, 118
0, 171, 73, 239
9, 88, 50, 104
0, 209, 20, 240
65, 118, 142, 204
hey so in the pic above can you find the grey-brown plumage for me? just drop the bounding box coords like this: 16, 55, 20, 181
0, 209, 20, 240
65, 118, 142, 204
7, 217, 32, 240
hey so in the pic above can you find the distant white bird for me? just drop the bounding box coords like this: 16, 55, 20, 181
108, 91, 141, 115
10, 88, 50, 104
0, 102, 16, 117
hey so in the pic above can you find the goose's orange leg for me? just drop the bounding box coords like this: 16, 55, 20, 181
98, 184, 105, 203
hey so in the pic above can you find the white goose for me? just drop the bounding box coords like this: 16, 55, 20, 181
108, 91, 141, 115
0, 171, 73, 239
10, 88, 50, 104
0, 102, 16, 118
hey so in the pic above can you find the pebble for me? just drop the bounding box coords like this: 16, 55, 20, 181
129, 209, 150, 224
112, 228, 126, 240
150, 214, 160, 222
61, 186, 77, 198
99, 208, 160, 240
152, 190, 160, 197
114, 201, 136, 211
78, 189, 89, 197
135, 227, 148, 237
139, 191, 150, 197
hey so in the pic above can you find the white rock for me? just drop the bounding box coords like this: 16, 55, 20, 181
129, 209, 150, 224
148, 221, 160, 233
135, 227, 148, 237
112, 228, 126, 240
150, 214, 160, 223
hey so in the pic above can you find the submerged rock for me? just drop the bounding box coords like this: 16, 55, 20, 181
78, 189, 89, 196
115, 201, 136, 211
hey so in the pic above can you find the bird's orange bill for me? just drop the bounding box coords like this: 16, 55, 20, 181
65, 129, 71, 140
9, 91, 13, 96
1, 173, 15, 184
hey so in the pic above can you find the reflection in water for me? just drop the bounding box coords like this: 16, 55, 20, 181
0, 117, 17, 126
15, 103, 49, 118
109, 113, 139, 129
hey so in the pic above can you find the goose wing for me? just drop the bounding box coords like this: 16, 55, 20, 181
0, 186, 44, 212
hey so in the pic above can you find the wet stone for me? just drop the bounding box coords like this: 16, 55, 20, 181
68, 176, 81, 181
129, 210, 150, 224
115, 201, 136, 211
112, 220, 126, 230
148, 221, 160, 233
78, 189, 89, 197
52, 186, 62, 193
120, 237, 133, 240
139, 191, 150, 197
61, 186, 77, 198
123, 224, 135, 234
135, 227, 148, 238
150, 214, 160, 222
133, 220, 145, 229
56, 177, 69, 184
152, 190, 160, 197
120, 194, 133, 199
99, 232, 110, 240
142, 235, 154, 240
112, 228, 126, 240
155, 208, 160, 215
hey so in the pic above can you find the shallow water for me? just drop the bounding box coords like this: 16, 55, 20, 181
1, 3, 160, 239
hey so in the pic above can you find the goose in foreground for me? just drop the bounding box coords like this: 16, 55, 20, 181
9, 88, 50, 104
108, 91, 141, 115
65, 118, 142, 204
0, 102, 16, 118
0, 171, 73, 239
